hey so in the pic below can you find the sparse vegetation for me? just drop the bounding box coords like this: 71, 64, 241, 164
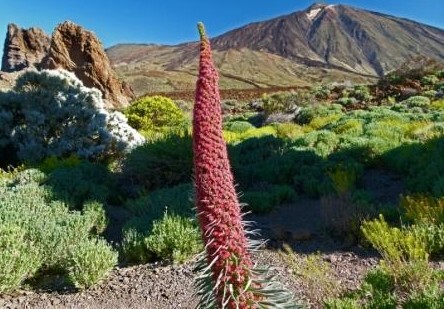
1, 29, 444, 309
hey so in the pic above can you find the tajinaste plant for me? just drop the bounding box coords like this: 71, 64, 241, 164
193, 22, 299, 309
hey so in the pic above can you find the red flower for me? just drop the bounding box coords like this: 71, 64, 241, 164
193, 22, 298, 309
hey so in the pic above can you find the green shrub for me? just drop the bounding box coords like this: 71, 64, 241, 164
241, 185, 296, 214
122, 133, 193, 192
422, 90, 438, 99
351, 85, 372, 102
297, 104, 343, 125
400, 96, 431, 108
145, 212, 202, 263
124, 183, 194, 219
0, 223, 41, 293
401, 195, 444, 225
421, 75, 439, 86
37, 155, 81, 173
0, 168, 116, 291
121, 228, 152, 263
46, 161, 113, 209
361, 215, 429, 268
262, 91, 312, 114
83, 201, 108, 234
411, 224, 444, 256
68, 238, 117, 289
324, 298, 360, 309
337, 97, 357, 106
312, 85, 331, 100
275, 123, 305, 140
404, 285, 444, 309
328, 165, 359, 195
332, 119, 364, 136
124, 95, 186, 133
223, 120, 255, 133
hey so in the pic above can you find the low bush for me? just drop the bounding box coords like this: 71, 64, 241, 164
45, 161, 114, 209
0, 168, 116, 292
124, 183, 194, 219
223, 120, 256, 133
124, 95, 186, 133
145, 212, 202, 263
275, 122, 305, 140
37, 155, 81, 174
400, 96, 431, 108
0, 69, 143, 164
68, 238, 118, 289
401, 195, 444, 225
241, 184, 296, 214
261, 91, 307, 114
0, 223, 41, 293
122, 211, 202, 264
121, 133, 193, 192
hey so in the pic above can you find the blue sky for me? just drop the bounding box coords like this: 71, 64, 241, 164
0, 0, 443, 54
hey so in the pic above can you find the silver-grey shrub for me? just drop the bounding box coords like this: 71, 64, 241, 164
0, 168, 117, 292
0, 69, 144, 163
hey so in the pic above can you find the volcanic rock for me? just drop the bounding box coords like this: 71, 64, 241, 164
41, 21, 134, 108
1, 23, 50, 72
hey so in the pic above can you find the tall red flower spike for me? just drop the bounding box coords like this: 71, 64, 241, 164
193, 22, 299, 309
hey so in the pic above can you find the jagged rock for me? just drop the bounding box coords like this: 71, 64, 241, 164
1, 23, 50, 72
40, 21, 134, 108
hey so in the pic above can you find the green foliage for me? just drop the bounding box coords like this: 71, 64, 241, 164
421, 75, 439, 86
337, 97, 357, 106
312, 85, 331, 100
241, 184, 296, 214
46, 161, 114, 209
401, 195, 444, 225
144, 212, 202, 263
122, 132, 193, 192
124, 95, 186, 133
37, 154, 81, 173
324, 298, 360, 309
0, 223, 41, 293
121, 228, 152, 263
223, 120, 255, 133
122, 211, 202, 264
328, 165, 359, 195
0, 169, 116, 292
400, 96, 431, 108
422, 90, 438, 99
403, 285, 444, 309
297, 104, 344, 126
332, 119, 364, 136
68, 238, 118, 289
361, 215, 429, 273
124, 183, 193, 219
275, 122, 305, 140
262, 90, 313, 114
122, 184, 195, 263
351, 85, 372, 102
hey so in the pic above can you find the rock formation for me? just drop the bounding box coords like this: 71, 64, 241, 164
40, 21, 134, 108
1, 24, 50, 72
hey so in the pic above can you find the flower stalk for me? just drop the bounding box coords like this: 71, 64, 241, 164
193, 22, 298, 309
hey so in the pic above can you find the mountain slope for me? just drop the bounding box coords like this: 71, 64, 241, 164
107, 3, 444, 96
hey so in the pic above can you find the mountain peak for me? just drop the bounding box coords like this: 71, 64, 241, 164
305, 3, 336, 21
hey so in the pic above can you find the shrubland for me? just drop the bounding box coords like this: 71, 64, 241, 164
1, 63, 444, 306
